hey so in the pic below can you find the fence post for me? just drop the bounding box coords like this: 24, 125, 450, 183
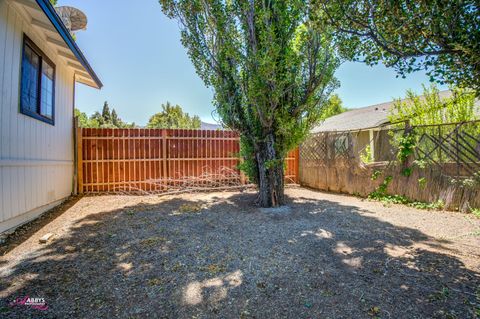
77, 122, 84, 194
162, 129, 168, 182
403, 121, 413, 171
456, 128, 460, 177
369, 129, 375, 162
437, 125, 442, 163
295, 146, 300, 184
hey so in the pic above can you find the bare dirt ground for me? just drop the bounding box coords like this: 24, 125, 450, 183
0, 187, 479, 318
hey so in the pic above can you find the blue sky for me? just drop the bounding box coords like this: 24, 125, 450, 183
64, 0, 446, 126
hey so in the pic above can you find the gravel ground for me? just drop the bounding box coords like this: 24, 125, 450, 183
0, 186, 479, 318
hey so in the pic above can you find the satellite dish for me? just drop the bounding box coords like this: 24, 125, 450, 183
55, 6, 87, 32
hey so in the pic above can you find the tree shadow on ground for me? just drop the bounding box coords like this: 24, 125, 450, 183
0, 191, 478, 318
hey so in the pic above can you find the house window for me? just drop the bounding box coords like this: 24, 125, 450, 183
20, 35, 55, 125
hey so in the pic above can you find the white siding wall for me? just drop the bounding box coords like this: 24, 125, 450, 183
0, 0, 75, 233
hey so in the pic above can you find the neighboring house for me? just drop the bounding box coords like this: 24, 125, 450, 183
200, 121, 222, 130
0, 0, 102, 233
311, 90, 457, 162
312, 90, 455, 133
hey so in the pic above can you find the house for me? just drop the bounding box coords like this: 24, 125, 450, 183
313, 90, 456, 132
200, 121, 222, 130
301, 90, 480, 210
0, 0, 101, 233
311, 90, 456, 161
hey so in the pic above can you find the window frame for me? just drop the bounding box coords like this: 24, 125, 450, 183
19, 34, 56, 126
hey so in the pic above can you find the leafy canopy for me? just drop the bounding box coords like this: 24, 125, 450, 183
315, 0, 480, 94
389, 85, 479, 126
75, 101, 135, 128
388, 86, 479, 169
159, 1, 339, 186
320, 94, 348, 121
146, 102, 201, 129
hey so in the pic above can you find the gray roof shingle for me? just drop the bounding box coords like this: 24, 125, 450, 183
312, 90, 457, 132
200, 121, 223, 130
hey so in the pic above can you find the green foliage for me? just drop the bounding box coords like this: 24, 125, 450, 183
401, 167, 412, 177
111, 109, 121, 127
265, 159, 283, 170
410, 200, 444, 210
396, 130, 417, 163
371, 169, 381, 181
368, 193, 409, 206
160, 0, 340, 206
74, 108, 90, 128
102, 102, 111, 123
368, 175, 393, 199
471, 208, 480, 218
413, 159, 428, 169
316, 1, 480, 94
88, 112, 102, 128
319, 94, 347, 120
392, 128, 417, 176
146, 102, 201, 129
389, 85, 479, 169
75, 101, 135, 128
369, 188, 444, 210
389, 85, 479, 126
360, 145, 374, 164
238, 136, 258, 184
49, 0, 57, 6
418, 177, 427, 189
369, 173, 444, 210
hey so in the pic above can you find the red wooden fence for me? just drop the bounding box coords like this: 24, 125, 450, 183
77, 128, 299, 193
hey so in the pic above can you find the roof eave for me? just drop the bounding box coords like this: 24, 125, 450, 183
35, 0, 103, 89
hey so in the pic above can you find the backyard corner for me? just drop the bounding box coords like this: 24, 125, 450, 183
0, 187, 479, 318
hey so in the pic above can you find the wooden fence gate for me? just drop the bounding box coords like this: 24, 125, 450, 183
76, 128, 299, 193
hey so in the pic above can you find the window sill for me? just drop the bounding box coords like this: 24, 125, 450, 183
20, 109, 54, 126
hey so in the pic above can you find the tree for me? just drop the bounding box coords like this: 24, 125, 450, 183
101, 101, 111, 123
111, 109, 120, 127
90, 111, 104, 127
320, 94, 347, 120
315, 0, 480, 94
160, 0, 339, 207
74, 109, 92, 127
49, 0, 57, 6
388, 85, 479, 125
146, 102, 201, 129
75, 102, 135, 128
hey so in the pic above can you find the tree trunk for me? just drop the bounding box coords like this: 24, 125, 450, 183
256, 134, 285, 207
